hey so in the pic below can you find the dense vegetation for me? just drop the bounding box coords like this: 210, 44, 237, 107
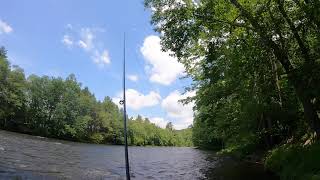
0, 47, 192, 146
145, 0, 320, 179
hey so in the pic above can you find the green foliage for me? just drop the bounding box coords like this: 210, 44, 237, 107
265, 143, 320, 180
145, 0, 320, 178
73, 115, 91, 139
0, 46, 192, 147
0, 48, 26, 129
128, 117, 193, 146
89, 133, 105, 144
145, 0, 320, 146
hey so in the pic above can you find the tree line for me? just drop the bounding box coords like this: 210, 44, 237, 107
0, 47, 192, 147
145, 0, 319, 179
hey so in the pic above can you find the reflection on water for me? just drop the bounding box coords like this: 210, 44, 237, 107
0, 130, 277, 180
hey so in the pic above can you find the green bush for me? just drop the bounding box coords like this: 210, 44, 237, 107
218, 135, 259, 159
265, 143, 320, 180
89, 133, 104, 144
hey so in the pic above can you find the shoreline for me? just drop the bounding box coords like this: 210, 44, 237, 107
0, 129, 193, 148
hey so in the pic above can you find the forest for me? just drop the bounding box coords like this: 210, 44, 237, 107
0, 47, 192, 147
145, 0, 320, 179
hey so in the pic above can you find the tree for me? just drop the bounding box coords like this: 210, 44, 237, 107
0, 48, 11, 127
0, 47, 26, 129
166, 122, 173, 131
144, 0, 320, 151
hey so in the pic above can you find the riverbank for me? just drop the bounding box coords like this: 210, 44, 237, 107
0, 129, 194, 148
265, 142, 320, 179
215, 140, 320, 180
204, 149, 279, 180
209, 158, 278, 180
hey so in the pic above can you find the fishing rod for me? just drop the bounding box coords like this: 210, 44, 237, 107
120, 33, 131, 180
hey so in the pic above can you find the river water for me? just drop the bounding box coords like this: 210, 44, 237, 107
0, 130, 277, 180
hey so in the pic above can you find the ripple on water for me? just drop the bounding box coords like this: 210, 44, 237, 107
0, 130, 278, 180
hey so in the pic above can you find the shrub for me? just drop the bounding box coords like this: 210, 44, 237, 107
265, 143, 320, 180
89, 133, 104, 144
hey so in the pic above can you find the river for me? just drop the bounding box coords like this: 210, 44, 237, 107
0, 130, 277, 180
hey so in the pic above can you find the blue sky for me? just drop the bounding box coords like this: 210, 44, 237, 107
0, 0, 194, 129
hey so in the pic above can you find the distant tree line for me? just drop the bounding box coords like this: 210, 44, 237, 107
145, 0, 320, 179
0, 47, 192, 146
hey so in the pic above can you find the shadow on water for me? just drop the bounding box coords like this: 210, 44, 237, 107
201, 156, 279, 180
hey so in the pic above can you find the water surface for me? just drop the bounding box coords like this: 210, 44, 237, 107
0, 130, 277, 180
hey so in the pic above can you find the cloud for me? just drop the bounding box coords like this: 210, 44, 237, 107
161, 90, 195, 129
0, 19, 13, 34
61, 25, 110, 67
92, 49, 111, 67
78, 40, 88, 49
78, 28, 95, 51
113, 89, 161, 110
100, 50, 111, 64
149, 117, 169, 129
140, 35, 185, 85
128, 74, 139, 82
61, 35, 73, 47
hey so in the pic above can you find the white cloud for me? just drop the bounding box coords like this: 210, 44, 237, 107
92, 49, 111, 67
62, 35, 73, 47
100, 50, 111, 64
113, 89, 161, 110
0, 19, 13, 34
161, 90, 195, 129
62, 25, 111, 67
149, 117, 169, 129
140, 35, 185, 85
78, 28, 95, 51
128, 74, 139, 82
78, 40, 88, 49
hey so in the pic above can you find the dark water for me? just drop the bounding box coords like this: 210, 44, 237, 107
0, 130, 277, 180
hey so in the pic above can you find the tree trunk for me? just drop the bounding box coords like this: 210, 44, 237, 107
270, 58, 283, 107
230, 0, 320, 138
4, 117, 7, 129
291, 77, 320, 138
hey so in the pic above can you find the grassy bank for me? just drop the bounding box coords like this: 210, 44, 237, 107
211, 135, 320, 180
265, 142, 320, 180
